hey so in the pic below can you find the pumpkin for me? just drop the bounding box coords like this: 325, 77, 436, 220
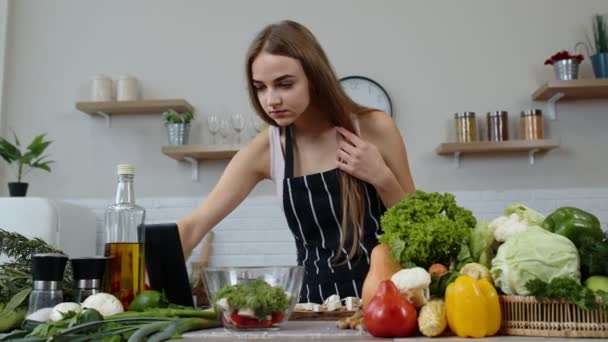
361, 243, 401, 308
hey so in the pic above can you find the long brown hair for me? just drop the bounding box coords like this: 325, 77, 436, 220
245, 20, 372, 262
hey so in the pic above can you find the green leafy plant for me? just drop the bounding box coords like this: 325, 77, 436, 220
0, 132, 53, 183
582, 14, 608, 54
379, 190, 477, 269
526, 277, 608, 314
162, 109, 194, 124
0, 228, 71, 311
593, 14, 608, 53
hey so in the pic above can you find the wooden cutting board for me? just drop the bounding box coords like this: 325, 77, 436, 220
289, 308, 356, 321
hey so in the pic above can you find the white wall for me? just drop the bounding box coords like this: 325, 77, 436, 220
0, 0, 9, 182
0, 0, 7, 126
1, 0, 608, 199
69, 187, 608, 269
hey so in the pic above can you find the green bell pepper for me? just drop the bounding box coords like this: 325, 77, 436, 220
542, 207, 605, 247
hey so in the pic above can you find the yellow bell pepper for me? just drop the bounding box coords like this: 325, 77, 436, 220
445, 275, 501, 338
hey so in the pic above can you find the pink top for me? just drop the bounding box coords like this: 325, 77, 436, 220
269, 125, 285, 201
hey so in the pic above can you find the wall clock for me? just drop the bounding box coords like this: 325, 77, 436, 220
339, 75, 393, 116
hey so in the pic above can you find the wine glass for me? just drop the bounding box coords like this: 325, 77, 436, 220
219, 119, 231, 146
252, 116, 265, 133
231, 113, 245, 145
207, 115, 219, 145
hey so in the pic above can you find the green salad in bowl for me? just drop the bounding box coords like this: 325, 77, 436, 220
202, 266, 304, 330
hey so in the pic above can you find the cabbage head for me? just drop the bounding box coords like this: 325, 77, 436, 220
504, 203, 545, 226
490, 226, 580, 295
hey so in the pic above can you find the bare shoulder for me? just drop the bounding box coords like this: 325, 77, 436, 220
357, 111, 415, 194
357, 110, 402, 144
233, 127, 271, 179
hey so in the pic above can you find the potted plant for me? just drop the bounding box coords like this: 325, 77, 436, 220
544, 50, 584, 80
578, 14, 608, 78
163, 109, 194, 145
0, 133, 54, 197
590, 14, 608, 78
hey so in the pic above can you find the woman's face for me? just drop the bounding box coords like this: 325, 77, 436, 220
251, 51, 311, 127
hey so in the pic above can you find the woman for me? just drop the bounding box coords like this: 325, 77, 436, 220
178, 20, 415, 304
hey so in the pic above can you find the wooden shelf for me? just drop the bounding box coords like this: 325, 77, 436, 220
436, 139, 559, 167
436, 139, 559, 155
162, 145, 238, 181
532, 79, 608, 101
76, 99, 194, 127
76, 99, 193, 115
162, 145, 238, 161
532, 79, 608, 120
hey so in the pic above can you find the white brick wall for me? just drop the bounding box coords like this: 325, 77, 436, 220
65, 187, 608, 271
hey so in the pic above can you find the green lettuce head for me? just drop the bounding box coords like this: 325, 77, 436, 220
491, 226, 580, 295
379, 190, 476, 269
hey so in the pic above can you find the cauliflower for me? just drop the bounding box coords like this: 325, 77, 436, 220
49, 302, 82, 321
491, 213, 531, 242
81, 293, 124, 316
491, 204, 546, 242
390, 267, 431, 308
459, 262, 492, 282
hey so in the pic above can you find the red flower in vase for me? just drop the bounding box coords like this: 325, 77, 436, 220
544, 50, 584, 65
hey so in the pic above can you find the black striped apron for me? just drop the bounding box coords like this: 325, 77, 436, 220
282, 126, 386, 303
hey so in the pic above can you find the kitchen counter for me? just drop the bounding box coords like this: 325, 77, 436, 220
178, 321, 590, 341
0, 322, 597, 341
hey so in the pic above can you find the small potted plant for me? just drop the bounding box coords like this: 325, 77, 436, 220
163, 109, 194, 145
589, 14, 608, 78
0, 133, 54, 197
544, 50, 584, 80
577, 14, 608, 78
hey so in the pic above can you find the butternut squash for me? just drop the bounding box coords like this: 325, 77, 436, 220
361, 243, 401, 308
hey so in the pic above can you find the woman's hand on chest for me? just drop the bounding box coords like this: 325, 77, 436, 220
335, 126, 390, 187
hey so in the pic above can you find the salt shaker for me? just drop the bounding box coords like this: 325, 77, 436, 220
116, 75, 139, 101
91, 75, 113, 101
71, 257, 107, 303
28, 253, 68, 314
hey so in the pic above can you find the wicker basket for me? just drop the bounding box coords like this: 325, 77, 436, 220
500, 295, 608, 338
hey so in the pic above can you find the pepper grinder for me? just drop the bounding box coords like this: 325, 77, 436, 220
28, 253, 68, 314
71, 257, 107, 303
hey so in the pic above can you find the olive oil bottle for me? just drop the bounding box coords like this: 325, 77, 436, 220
103, 164, 146, 308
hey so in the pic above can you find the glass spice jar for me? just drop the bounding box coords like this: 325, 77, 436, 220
520, 109, 544, 140
454, 112, 477, 143
486, 111, 509, 142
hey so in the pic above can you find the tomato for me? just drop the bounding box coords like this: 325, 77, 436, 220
229, 313, 273, 328
230, 312, 246, 327
259, 319, 273, 328
271, 312, 285, 323
364, 280, 418, 338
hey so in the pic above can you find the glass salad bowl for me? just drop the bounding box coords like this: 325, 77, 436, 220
202, 266, 304, 330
